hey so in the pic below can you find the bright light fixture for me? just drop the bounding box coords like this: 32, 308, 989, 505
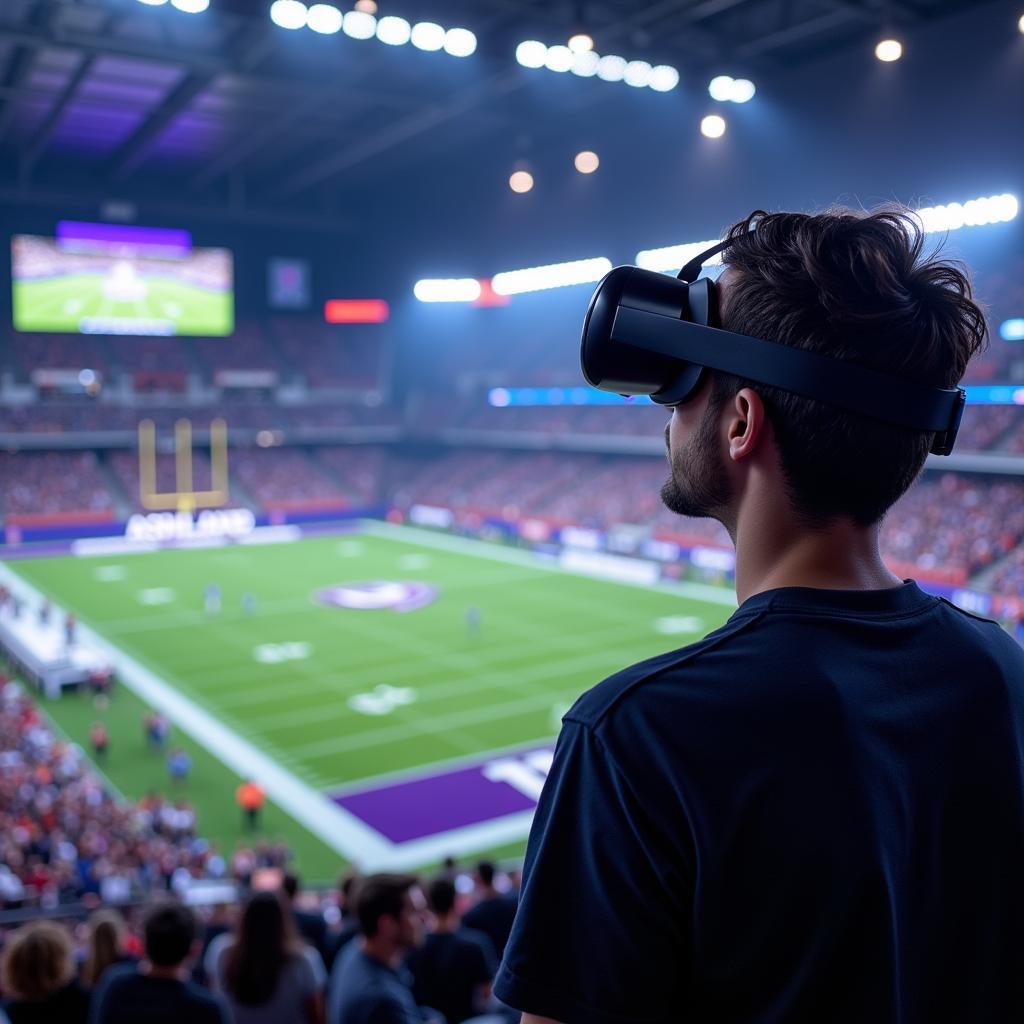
571, 50, 600, 76
544, 45, 574, 72
516, 40, 548, 68
624, 60, 652, 87
414, 279, 482, 303
708, 75, 734, 101
376, 15, 411, 45
636, 237, 724, 272
1019, 12, 1024, 33
568, 33, 593, 53
875, 38, 902, 61
270, 0, 307, 28
1001, 318, 1024, 341
306, 3, 342, 34
574, 150, 599, 174
917, 193, 1019, 232
509, 170, 534, 194
492, 257, 613, 296
443, 27, 477, 57
730, 78, 755, 102
411, 22, 445, 51
596, 54, 627, 81
136, 0, 170, 6
171, 0, 208, 11
354, 0, 376, 11
648, 65, 679, 92
701, 114, 726, 138
343, 10, 376, 39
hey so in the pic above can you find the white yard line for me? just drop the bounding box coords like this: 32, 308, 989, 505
0, 561, 395, 868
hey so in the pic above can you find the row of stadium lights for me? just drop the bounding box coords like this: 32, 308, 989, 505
268, 0, 477, 55
413, 193, 1020, 301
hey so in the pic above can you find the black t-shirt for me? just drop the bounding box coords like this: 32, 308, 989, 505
331, 947, 422, 1024
90, 965, 229, 1024
462, 896, 517, 963
496, 582, 1024, 1024
406, 927, 495, 1024
3, 980, 89, 1024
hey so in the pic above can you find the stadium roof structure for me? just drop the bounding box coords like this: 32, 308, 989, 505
0, 0, 996, 229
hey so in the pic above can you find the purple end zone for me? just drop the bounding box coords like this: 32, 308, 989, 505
333, 745, 554, 844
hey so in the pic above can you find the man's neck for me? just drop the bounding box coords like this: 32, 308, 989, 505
733, 512, 901, 606
142, 961, 185, 982
361, 936, 400, 968
432, 913, 459, 935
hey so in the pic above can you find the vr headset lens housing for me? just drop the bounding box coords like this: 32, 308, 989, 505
579, 240, 966, 455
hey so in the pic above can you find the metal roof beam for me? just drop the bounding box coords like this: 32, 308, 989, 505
19, 53, 94, 174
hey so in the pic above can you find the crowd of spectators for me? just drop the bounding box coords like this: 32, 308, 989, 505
228, 449, 347, 509
1, 452, 113, 520
269, 319, 386, 389
0, 852, 522, 1024
0, 680, 240, 911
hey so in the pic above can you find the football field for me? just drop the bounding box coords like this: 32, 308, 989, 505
12, 274, 233, 335
5, 524, 736, 878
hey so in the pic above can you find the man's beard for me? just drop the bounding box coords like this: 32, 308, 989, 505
660, 401, 732, 520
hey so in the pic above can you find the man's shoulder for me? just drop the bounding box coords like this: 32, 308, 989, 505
565, 609, 763, 730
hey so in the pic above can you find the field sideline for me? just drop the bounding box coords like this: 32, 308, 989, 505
3, 523, 736, 877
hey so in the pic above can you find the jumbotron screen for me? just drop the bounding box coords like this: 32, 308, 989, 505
11, 222, 234, 336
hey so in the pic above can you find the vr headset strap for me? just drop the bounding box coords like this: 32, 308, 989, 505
611, 305, 965, 453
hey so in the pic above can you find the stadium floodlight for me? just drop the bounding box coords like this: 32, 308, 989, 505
636, 237, 724, 273
411, 22, 445, 51
571, 50, 600, 76
574, 150, 599, 174
516, 40, 548, 68
509, 170, 534, 194
1001, 318, 1024, 341
544, 45, 574, 72
492, 257, 613, 296
136, 0, 169, 6
170, 0, 208, 10
568, 33, 593, 53
489, 387, 512, 407
1019, 13, 1024, 34
443, 28, 477, 57
875, 38, 903, 61
623, 60, 653, 87
270, 0, 308, 29
343, 10, 376, 39
708, 75, 734, 100
376, 15, 411, 45
306, 3, 342, 34
413, 278, 482, 302
701, 114, 726, 138
596, 54, 627, 81
917, 193, 1019, 232
648, 65, 679, 92
730, 78, 755, 102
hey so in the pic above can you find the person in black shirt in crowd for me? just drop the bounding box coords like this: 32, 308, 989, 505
406, 877, 496, 1024
324, 871, 361, 973
328, 873, 437, 1024
284, 871, 330, 963
495, 208, 1024, 1024
462, 862, 516, 965
0, 920, 90, 1024
91, 901, 229, 1024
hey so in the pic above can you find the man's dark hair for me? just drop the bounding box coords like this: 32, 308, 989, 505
356, 874, 417, 938
475, 861, 495, 887
427, 877, 457, 917
282, 872, 299, 900
143, 902, 195, 968
715, 207, 987, 525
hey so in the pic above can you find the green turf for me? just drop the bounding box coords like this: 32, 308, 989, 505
13, 275, 233, 335
6, 529, 735, 878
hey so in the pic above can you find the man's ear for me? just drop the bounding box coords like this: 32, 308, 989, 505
727, 387, 769, 462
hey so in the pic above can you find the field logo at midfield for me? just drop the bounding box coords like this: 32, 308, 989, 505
315, 581, 438, 613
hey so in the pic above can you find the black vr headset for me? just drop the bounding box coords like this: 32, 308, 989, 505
580, 238, 966, 456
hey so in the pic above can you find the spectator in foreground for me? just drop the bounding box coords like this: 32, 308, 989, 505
328, 873, 433, 1024
0, 920, 90, 1024
324, 871, 361, 972
462, 862, 516, 964
90, 901, 228, 1024
209, 889, 325, 1024
406, 877, 498, 1024
283, 871, 329, 963
81, 910, 133, 991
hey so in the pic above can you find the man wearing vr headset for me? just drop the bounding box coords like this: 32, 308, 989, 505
494, 209, 1024, 1023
